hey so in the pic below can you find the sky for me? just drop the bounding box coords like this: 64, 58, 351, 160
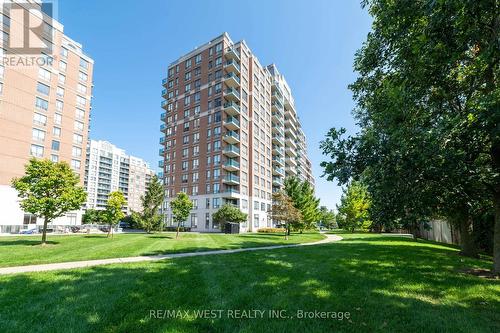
57, 0, 373, 210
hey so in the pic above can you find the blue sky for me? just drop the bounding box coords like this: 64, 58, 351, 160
57, 0, 372, 210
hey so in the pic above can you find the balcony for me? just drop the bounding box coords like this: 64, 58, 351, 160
222, 187, 240, 198
272, 110, 284, 121
286, 157, 298, 166
223, 145, 240, 157
223, 101, 240, 116
222, 174, 240, 185
225, 47, 240, 61
159, 148, 165, 156
272, 125, 284, 136
272, 134, 284, 146
285, 136, 298, 149
159, 137, 165, 144
160, 112, 166, 120
223, 159, 240, 172
160, 124, 166, 132
273, 167, 285, 176
285, 125, 297, 138
285, 116, 297, 131
224, 59, 240, 74
223, 130, 240, 144
272, 156, 284, 166
224, 88, 240, 101
223, 116, 240, 130
224, 72, 240, 88
158, 160, 164, 168
272, 145, 284, 156
272, 176, 284, 186
285, 145, 298, 157
161, 89, 167, 97
272, 100, 283, 111
162, 78, 168, 87
161, 100, 168, 109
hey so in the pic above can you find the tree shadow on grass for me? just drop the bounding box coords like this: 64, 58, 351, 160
0, 240, 59, 246
1, 236, 499, 332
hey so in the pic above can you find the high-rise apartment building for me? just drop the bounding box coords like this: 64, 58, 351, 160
159, 33, 314, 232
0, 1, 94, 231
84, 140, 154, 214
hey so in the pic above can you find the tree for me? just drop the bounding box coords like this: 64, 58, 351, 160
137, 175, 165, 233
213, 204, 247, 228
102, 191, 126, 238
321, 0, 499, 271
269, 192, 302, 240
82, 209, 104, 224
170, 192, 193, 239
319, 206, 337, 229
284, 177, 321, 232
336, 182, 372, 232
12, 159, 86, 245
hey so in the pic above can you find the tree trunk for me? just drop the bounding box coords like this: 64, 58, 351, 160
41, 217, 49, 245
176, 221, 180, 239
491, 142, 500, 275
458, 215, 478, 258
285, 224, 289, 240
107, 224, 112, 238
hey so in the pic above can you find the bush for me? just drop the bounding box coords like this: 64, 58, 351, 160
257, 228, 286, 233
164, 226, 191, 232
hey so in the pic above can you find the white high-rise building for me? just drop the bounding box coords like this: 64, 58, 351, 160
84, 140, 154, 214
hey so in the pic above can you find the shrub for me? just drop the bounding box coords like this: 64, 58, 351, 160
257, 228, 286, 233
164, 226, 191, 232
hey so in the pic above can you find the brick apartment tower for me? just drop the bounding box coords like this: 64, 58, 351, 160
0, 1, 94, 230
159, 33, 314, 232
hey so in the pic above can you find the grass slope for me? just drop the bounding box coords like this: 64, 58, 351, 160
0, 232, 323, 267
0, 234, 498, 332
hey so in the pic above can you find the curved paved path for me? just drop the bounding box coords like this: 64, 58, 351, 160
0, 234, 343, 275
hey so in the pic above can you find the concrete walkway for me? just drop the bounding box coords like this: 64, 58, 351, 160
0, 234, 343, 275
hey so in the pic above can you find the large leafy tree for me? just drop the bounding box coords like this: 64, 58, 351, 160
336, 181, 372, 232
103, 191, 126, 238
137, 175, 165, 233
12, 159, 87, 245
269, 192, 302, 240
213, 204, 247, 227
82, 209, 104, 224
170, 192, 193, 239
319, 206, 337, 229
284, 177, 321, 231
321, 0, 499, 271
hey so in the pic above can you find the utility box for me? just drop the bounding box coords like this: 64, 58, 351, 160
224, 222, 240, 234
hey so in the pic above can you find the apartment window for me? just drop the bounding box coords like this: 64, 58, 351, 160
254, 214, 259, 227
183, 135, 189, 144
182, 161, 188, 171
51, 154, 59, 162
261, 202, 266, 211
184, 95, 190, 106
191, 213, 198, 228
73, 133, 83, 144
32, 128, 45, 141
185, 59, 192, 69
193, 159, 199, 169
80, 58, 89, 70
36, 82, 50, 96
206, 170, 211, 179
206, 156, 211, 165
74, 121, 84, 132
192, 172, 199, 182
79, 71, 88, 82
183, 122, 190, 132
194, 92, 200, 102
194, 67, 201, 76
215, 70, 222, 80
214, 83, 222, 94
194, 105, 200, 115
214, 126, 221, 136
254, 201, 259, 210
60, 47, 68, 59
75, 108, 85, 120
181, 174, 188, 183
54, 113, 62, 125
56, 100, 63, 112
30, 144, 44, 157
213, 197, 221, 209
193, 132, 200, 142
213, 155, 221, 166
0, 65, 4, 79
207, 129, 212, 138
215, 42, 222, 53
185, 71, 191, 81
71, 159, 81, 170
38, 67, 50, 81
192, 199, 198, 209
33, 113, 47, 126
56, 87, 64, 98
206, 184, 211, 194
59, 61, 67, 71
0, 82, 2, 95
185, 83, 191, 92
182, 147, 188, 158
59, 74, 66, 85
72, 146, 82, 158
213, 183, 220, 194
52, 126, 61, 137
76, 95, 86, 107
206, 198, 210, 209
213, 168, 220, 179
195, 53, 202, 64
215, 56, 222, 67
193, 146, 199, 156
35, 97, 48, 110
77, 83, 87, 94
51, 140, 60, 151
214, 140, 221, 151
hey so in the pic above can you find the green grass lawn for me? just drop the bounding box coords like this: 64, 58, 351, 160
0, 234, 498, 332
0, 232, 324, 267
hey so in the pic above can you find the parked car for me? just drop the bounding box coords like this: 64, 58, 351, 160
20, 229, 36, 234
70, 226, 80, 233
119, 221, 130, 229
